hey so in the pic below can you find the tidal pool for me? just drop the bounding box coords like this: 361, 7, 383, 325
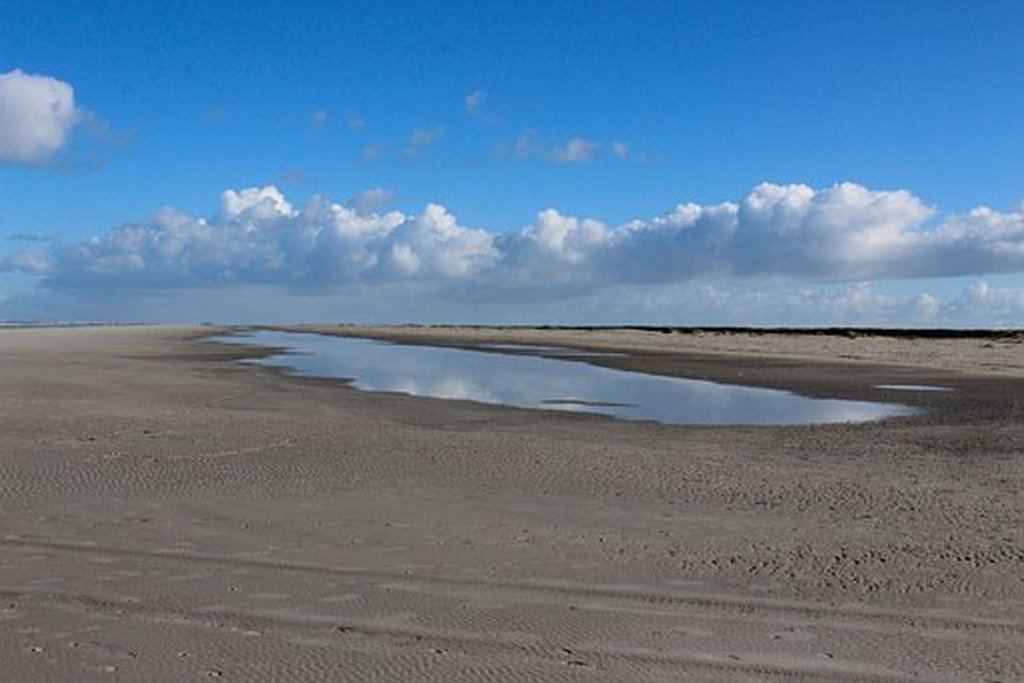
212, 330, 918, 426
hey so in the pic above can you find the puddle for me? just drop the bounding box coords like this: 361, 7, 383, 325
874, 384, 955, 392
211, 331, 918, 426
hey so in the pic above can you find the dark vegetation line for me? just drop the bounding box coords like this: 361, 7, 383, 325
363, 324, 1024, 340
3, 321, 1020, 341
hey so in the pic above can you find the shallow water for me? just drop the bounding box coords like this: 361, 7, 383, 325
874, 384, 955, 392
212, 331, 918, 426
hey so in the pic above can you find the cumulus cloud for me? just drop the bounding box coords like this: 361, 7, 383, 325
4, 182, 1024, 301
0, 249, 51, 275
6, 185, 498, 290
943, 281, 1024, 323
347, 188, 396, 215
0, 69, 80, 164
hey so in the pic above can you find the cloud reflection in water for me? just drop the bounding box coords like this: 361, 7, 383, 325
214, 331, 917, 426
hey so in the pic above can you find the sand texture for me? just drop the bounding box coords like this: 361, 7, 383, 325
1, 324, 1022, 681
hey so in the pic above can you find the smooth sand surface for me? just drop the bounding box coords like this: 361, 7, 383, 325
1, 324, 1022, 681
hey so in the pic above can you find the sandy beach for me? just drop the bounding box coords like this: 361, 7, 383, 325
1, 324, 1022, 681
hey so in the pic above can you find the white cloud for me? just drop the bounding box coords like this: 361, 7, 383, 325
0, 69, 80, 164
405, 127, 445, 155
0, 249, 51, 275
512, 130, 539, 160
506, 132, 631, 164
942, 281, 1024, 324
551, 137, 598, 164
347, 188, 396, 214
464, 89, 485, 114
220, 186, 295, 221
493, 210, 611, 291
905, 292, 940, 320
584, 280, 1024, 328
620, 283, 915, 326
9, 186, 497, 289
4, 183, 1024, 306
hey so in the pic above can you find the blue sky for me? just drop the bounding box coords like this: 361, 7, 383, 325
1, 1, 1023, 325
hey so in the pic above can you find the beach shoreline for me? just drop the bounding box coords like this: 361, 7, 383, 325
1, 324, 1021, 681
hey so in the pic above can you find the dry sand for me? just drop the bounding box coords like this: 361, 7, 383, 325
1, 324, 1022, 681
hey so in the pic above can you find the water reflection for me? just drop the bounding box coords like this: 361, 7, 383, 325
213, 331, 918, 426
874, 384, 954, 392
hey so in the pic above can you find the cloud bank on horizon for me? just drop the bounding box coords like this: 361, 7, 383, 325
4, 182, 1023, 300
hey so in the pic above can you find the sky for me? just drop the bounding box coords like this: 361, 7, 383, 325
1, 0, 1023, 326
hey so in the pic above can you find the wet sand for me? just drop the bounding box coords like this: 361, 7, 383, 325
1, 324, 1022, 681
